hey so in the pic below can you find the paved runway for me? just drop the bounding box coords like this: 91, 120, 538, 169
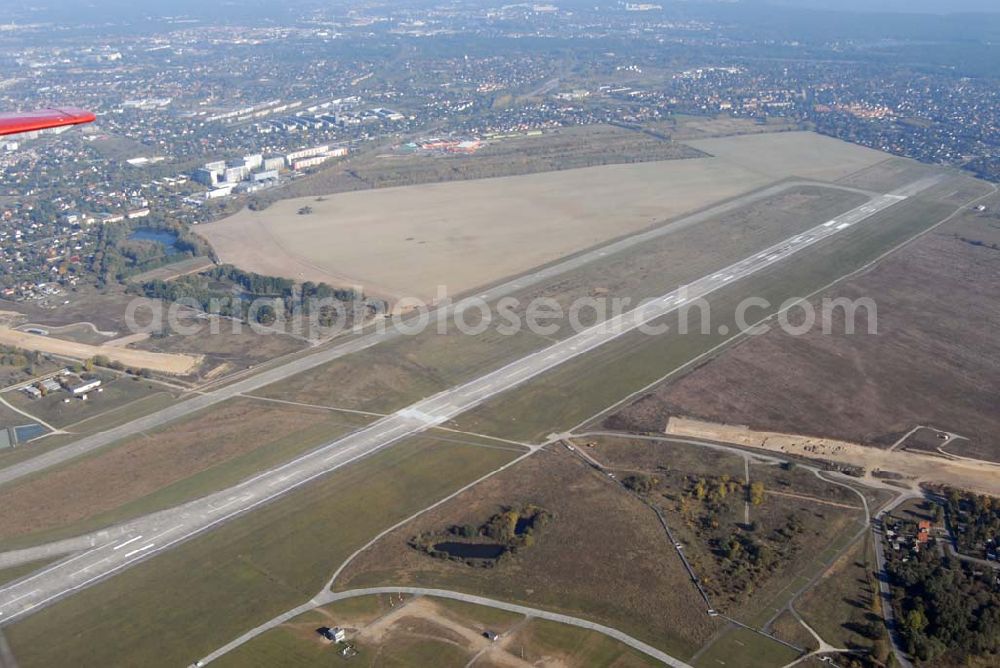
0, 176, 942, 626
0, 178, 874, 490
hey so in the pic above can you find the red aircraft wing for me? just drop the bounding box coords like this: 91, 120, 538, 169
0, 108, 96, 137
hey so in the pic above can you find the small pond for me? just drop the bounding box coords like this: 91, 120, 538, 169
433, 542, 506, 560
128, 227, 181, 254
14, 423, 48, 443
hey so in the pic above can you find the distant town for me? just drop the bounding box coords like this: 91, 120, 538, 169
0, 3, 998, 668
1, 2, 997, 297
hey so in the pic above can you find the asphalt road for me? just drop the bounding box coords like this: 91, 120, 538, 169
0, 176, 941, 627
872, 494, 919, 668
0, 178, 866, 491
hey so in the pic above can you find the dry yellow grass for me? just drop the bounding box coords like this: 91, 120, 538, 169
201, 132, 888, 303
203, 158, 770, 301
684, 131, 890, 182
0, 327, 201, 375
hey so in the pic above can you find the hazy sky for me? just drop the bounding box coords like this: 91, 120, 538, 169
23, 0, 1000, 22
761, 0, 999, 13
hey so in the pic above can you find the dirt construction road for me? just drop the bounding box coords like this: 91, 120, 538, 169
666, 417, 1000, 496
0, 327, 201, 375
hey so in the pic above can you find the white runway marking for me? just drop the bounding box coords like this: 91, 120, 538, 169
4, 590, 39, 606
112, 535, 144, 551
215, 497, 244, 510
123, 544, 155, 559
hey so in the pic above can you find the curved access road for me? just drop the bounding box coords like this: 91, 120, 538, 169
198, 586, 692, 667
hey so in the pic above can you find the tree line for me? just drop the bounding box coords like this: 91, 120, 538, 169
943, 487, 1000, 557
133, 265, 361, 325
889, 551, 1000, 664
91, 218, 213, 285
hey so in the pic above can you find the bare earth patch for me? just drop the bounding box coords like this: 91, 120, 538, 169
664, 418, 1000, 496
220, 594, 654, 668
0, 327, 201, 375
131, 318, 307, 380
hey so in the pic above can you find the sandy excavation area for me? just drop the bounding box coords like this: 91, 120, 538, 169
202, 132, 889, 302
0, 327, 202, 375
666, 418, 1000, 497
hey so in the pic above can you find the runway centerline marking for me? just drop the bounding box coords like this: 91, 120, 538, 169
123, 544, 156, 559
112, 535, 144, 551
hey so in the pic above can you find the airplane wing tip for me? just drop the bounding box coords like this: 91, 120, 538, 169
0, 107, 96, 137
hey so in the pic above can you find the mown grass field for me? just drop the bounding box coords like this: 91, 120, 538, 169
797, 536, 880, 653
433, 597, 524, 631
769, 610, 820, 651
5, 435, 520, 668
515, 618, 666, 667
0, 388, 181, 474
0, 398, 375, 550
56, 389, 180, 434
337, 446, 720, 659
0, 401, 42, 442
250, 322, 549, 415
693, 626, 801, 668
251, 184, 864, 419
0, 432, 78, 472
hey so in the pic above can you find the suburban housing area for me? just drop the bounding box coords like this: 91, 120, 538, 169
0, 2, 998, 668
